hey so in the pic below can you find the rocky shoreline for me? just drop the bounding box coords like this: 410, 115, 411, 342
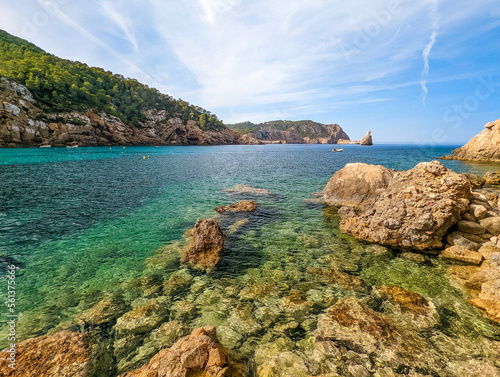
1, 170, 500, 376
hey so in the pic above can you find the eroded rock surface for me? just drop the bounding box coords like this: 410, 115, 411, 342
118, 326, 246, 377
324, 161, 471, 250
180, 219, 225, 271
214, 200, 257, 213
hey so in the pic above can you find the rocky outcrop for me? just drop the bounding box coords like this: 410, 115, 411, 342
0, 330, 109, 376
214, 200, 257, 213
180, 219, 225, 271
360, 130, 373, 145
0, 76, 244, 147
442, 118, 500, 161
230, 120, 351, 144
118, 326, 246, 377
323, 161, 471, 250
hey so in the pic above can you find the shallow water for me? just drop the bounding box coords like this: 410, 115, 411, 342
1, 144, 500, 374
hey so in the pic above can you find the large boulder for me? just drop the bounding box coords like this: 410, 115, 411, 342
0, 330, 109, 377
325, 161, 471, 250
447, 118, 500, 161
118, 326, 246, 377
323, 163, 393, 207
180, 219, 225, 271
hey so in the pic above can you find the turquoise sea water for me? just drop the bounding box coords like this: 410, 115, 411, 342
1, 144, 500, 372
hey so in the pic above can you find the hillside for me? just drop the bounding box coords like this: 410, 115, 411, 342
227, 120, 351, 144
0, 30, 241, 147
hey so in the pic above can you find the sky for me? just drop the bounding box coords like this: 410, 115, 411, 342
0, 0, 499, 144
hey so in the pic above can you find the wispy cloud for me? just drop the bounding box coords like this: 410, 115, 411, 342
101, 1, 139, 53
421, 0, 440, 106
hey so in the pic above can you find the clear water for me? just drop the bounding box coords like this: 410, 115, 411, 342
1, 144, 500, 370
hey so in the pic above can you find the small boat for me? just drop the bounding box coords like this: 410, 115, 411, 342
332, 148, 343, 152
66, 142, 79, 148
40, 143, 52, 148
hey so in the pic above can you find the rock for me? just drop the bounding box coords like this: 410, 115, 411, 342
469, 204, 488, 220
115, 298, 169, 334
326, 161, 471, 250
375, 286, 431, 316
447, 232, 480, 251
359, 130, 373, 145
456, 220, 486, 235
323, 163, 393, 207
3, 102, 20, 116
469, 277, 500, 323
214, 200, 257, 213
118, 326, 246, 377
446, 118, 500, 161
441, 246, 483, 265
484, 171, 500, 185
224, 184, 272, 196
75, 296, 126, 326
315, 297, 407, 355
460, 173, 486, 188
0, 330, 108, 376
478, 245, 499, 260
453, 231, 484, 244
180, 219, 225, 271
400, 252, 426, 264
471, 191, 488, 201
306, 267, 363, 290
479, 217, 500, 236
256, 351, 310, 377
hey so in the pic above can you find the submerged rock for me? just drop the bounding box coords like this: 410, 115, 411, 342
324, 161, 471, 250
224, 184, 273, 196
0, 330, 109, 377
181, 218, 225, 271
118, 326, 246, 377
75, 295, 126, 326
214, 200, 258, 213
115, 297, 169, 334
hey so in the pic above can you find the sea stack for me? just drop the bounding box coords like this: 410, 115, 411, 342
360, 131, 373, 146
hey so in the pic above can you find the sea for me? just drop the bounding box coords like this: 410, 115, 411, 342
1, 144, 500, 365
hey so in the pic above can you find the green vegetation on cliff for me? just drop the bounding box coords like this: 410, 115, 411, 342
0, 30, 224, 130
227, 119, 343, 139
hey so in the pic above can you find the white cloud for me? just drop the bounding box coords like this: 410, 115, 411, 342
420, 0, 440, 106
101, 1, 139, 52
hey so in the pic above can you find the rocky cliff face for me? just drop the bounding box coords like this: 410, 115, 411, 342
229, 120, 352, 144
0, 77, 243, 147
443, 118, 500, 161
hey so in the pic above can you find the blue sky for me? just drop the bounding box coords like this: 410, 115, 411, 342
1, 0, 499, 143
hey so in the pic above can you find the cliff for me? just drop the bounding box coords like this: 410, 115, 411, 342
0, 77, 242, 147
441, 118, 500, 161
227, 120, 350, 144
0, 30, 245, 147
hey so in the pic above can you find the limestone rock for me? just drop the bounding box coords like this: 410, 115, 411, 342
484, 171, 500, 185
314, 297, 415, 356
325, 161, 471, 250
447, 232, 480, 251
118, 326, 246, 377
75, 296, 126, 326
447, 118, 500, 161
306, 267, 363, 290
0, 330, 106, 377
359, 130, 373, 146
214, 200, 257, 213
460, 173, 486, 188
115, 298, 169, 334
323, 163, 393, 207
456, 220, 486, 235
442, 246, 483, 265
479, 217, 500, 236
180, 219, 225, 271
224, 184, 272, 196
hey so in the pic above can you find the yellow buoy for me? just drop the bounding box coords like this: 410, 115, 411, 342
143, 156, 146, 159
